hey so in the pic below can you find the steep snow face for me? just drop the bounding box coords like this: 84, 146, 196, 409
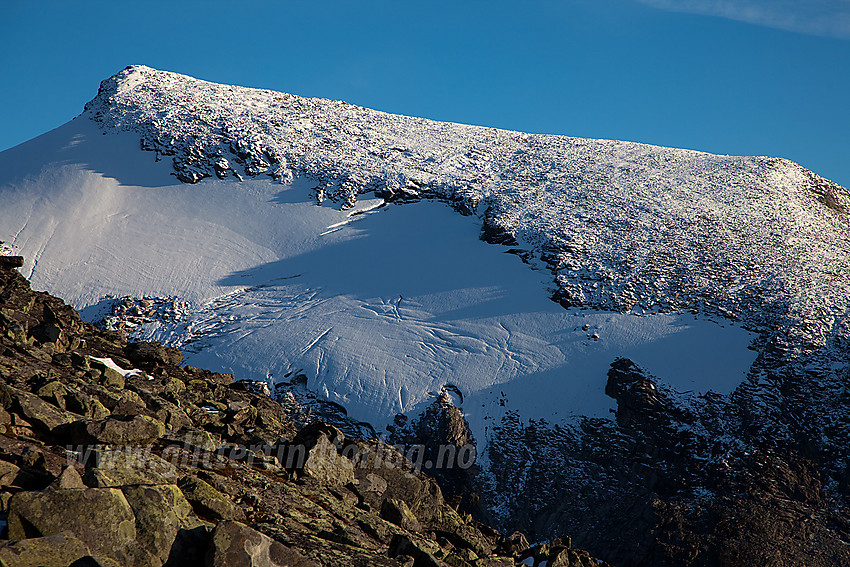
0, 116, 756, 443
1, 66, 848, 446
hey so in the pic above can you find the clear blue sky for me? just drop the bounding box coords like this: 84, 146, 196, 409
2, 0, 848, 187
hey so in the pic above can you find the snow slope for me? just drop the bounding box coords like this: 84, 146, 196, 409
1, 66, 848, 452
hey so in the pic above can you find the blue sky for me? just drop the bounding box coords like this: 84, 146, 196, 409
1, 0, 848, 187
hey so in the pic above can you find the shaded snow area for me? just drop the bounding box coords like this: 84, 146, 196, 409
1, 66, 849, 481
0, 115, 758, 443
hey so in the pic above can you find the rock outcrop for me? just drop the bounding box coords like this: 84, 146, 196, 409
481, 358, 850, 566
0, 259, 602, 566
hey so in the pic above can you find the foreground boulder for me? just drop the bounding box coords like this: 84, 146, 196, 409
58, 414, 166, 446
7, 488, 136, 558
207, 521, 317, 567
122, 484, 199, 565
0, 532, 90, 567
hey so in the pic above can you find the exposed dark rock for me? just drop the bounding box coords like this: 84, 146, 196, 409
125, 341, 183, 369
386, 392, 479, 510
380, 498, 421, 532
387, 533, 442, 567
0, 256, 24, 270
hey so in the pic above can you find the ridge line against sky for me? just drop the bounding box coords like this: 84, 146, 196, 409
0, 0, 848, 189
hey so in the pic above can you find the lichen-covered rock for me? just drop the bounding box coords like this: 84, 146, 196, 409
0, 261, 603, 567
0, 532, 90, 567
7, 488, 136, 559
206, 520, 318, 567
301, 434, 354, 486
84, 447, 178, 487
380, 498, 421, 532
60, 415, 166, 446
121, 484, 197, 564
49, 465, 86, 490
7, 386, 76, 432
387, 534, 443, 567
178, 476, 245, 522
64, 390, 111, 420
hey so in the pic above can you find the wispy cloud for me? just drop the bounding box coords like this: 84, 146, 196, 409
635, 0, 850, 39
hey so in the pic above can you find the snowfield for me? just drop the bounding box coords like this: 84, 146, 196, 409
1, 66, 848, 454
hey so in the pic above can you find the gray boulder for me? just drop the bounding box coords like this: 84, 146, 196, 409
85, 447, 178, 487
61, 415, 166, 446
10, 387, 75, 431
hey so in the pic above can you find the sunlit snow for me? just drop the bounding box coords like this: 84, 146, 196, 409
0, 117, 757, 444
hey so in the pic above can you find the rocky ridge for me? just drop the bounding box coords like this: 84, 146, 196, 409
85, 65, 850, 348
0, 256, 603, 567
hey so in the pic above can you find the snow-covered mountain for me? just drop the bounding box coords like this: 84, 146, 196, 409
2, 65, 850, 561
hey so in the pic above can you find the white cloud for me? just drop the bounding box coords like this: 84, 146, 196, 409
635, 0, 850, 39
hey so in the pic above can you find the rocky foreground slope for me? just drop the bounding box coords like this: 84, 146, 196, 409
0, 255, 604, 567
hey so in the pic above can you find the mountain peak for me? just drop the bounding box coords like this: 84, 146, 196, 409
79, 66, 849, 339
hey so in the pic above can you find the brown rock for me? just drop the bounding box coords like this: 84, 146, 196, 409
0, 460, 21, 486
49, 465, 86, 490
125, 341, 183, 367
